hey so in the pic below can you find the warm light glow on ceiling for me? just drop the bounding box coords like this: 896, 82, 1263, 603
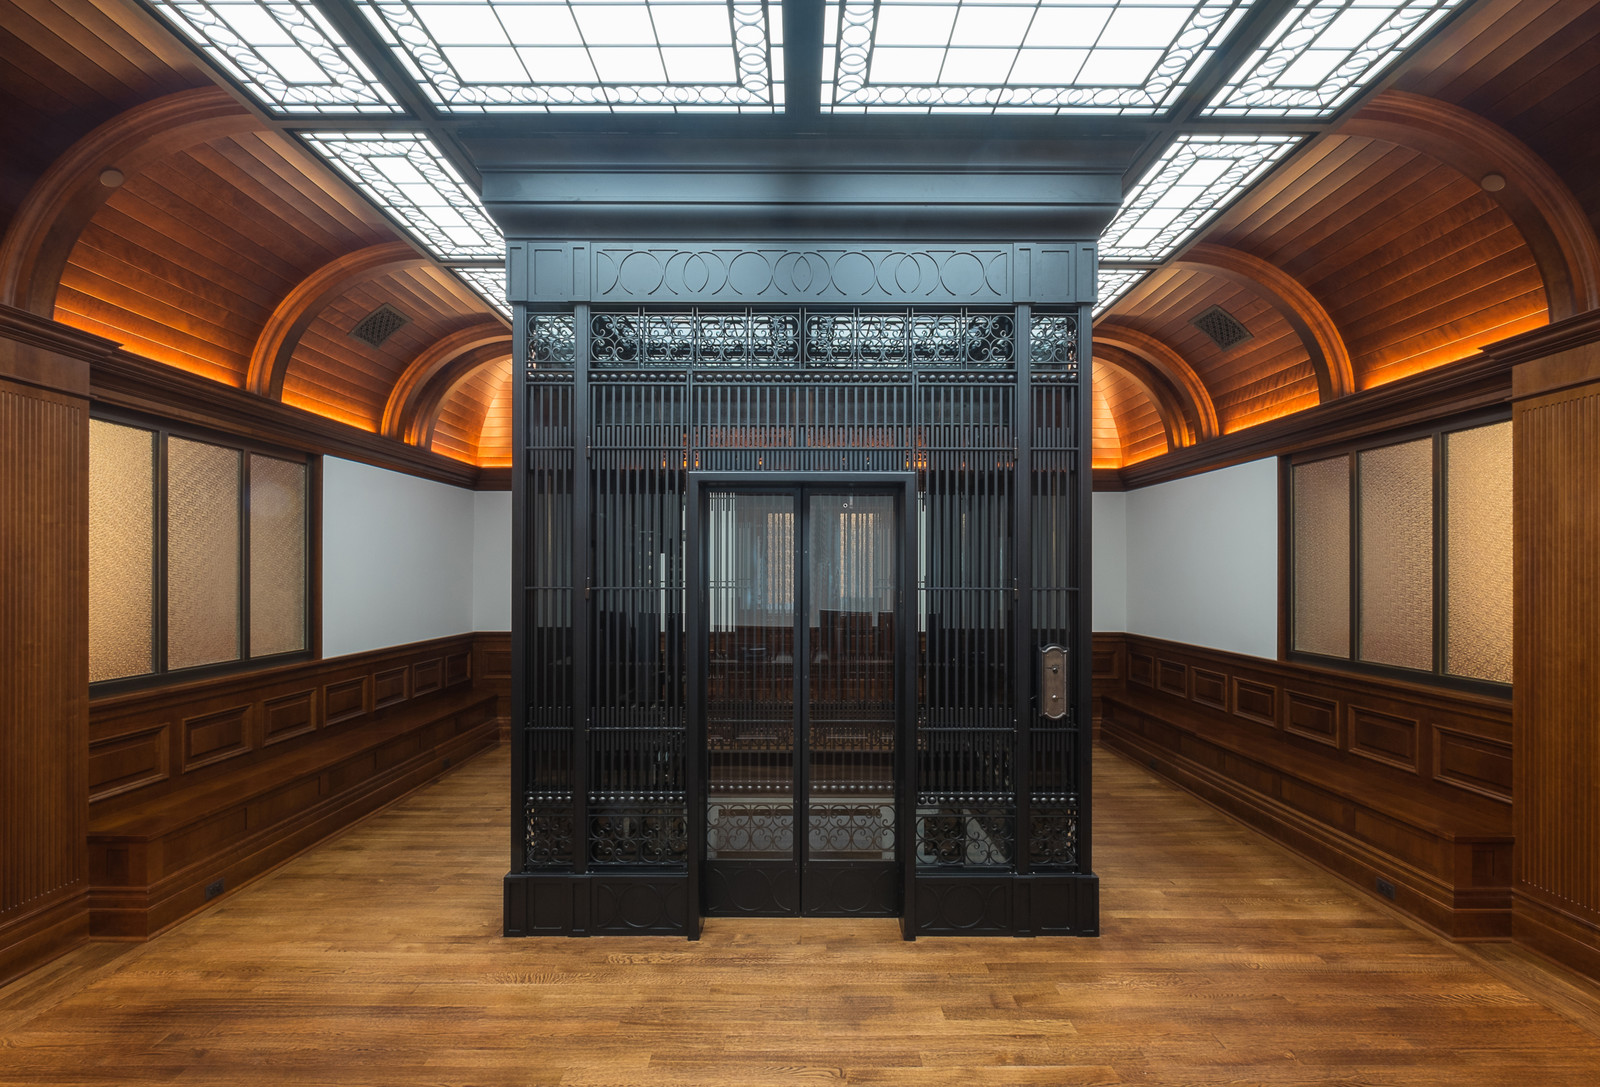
1100, 134, 1302, 261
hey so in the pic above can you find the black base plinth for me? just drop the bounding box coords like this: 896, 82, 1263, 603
905, 872, 1098, 938
504, 872, 695, 937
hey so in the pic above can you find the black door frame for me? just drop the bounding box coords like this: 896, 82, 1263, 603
688, 471, 917, 920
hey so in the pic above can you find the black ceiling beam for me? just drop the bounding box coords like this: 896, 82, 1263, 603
1119, 0, 1309, 191
312, 0, 484, 189
784, 0, 826, 120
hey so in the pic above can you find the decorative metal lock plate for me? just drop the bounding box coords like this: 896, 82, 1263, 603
1039, 644, 1068, 720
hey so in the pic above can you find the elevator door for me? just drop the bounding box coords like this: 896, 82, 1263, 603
703, 489, 901, 916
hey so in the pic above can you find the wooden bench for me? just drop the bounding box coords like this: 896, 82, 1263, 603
88, 686, 497, 940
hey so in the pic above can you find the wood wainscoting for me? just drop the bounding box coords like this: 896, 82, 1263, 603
0, 311, 98, 984
1095, 633, 1513, 940
86, 634, 502, 941
1509, 314, 1600, 980
472, 631, 511, 741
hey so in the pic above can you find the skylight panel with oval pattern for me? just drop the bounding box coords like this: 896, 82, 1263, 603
1093, 267, 1149, 317
300, 132, 505, 260
1100, 133, 1301, 261
352, 0, 783, 113
454, 267, 512, 319
822, 0, 1250, 115
1203, 0, 1463, 117
142, 0, 400, 113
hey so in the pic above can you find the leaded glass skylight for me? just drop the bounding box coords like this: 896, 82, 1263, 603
454, 267, 512, 318
1094, 268, 1148, 317
1100, 133, 1301, 261
300, 133, 504, 260
822, 0, 1249, 114
352, 0, 784, 112
1204, 0, 1462, 117
143, 0, 399, 114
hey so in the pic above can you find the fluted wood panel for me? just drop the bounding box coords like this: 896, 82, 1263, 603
1514, 369, 1600, 975
0, 373, 88, 979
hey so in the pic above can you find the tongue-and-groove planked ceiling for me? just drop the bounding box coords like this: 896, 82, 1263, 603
3, 0, 1597, 477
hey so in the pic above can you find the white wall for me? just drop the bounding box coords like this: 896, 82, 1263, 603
1122, 458, 1279, 660
1091, 491, 1127, 632
472, 490, 513, 631
321, 458, 476, 658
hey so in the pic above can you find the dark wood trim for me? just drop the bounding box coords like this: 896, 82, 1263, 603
475, 466, 512, 491
91, 350, 482, 489
1112, 351, 1515, 490
1091, 467, 1126, 492
87, 633, 506, 940
0, 303, 108, 396
5, 306, 497, 492
0, 350, 91, 985
1488, 308, 1600, 372
1512, 357, 1600, 986
1094, 633, 1513, 940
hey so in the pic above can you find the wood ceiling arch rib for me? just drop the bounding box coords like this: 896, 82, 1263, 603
409, 343, 515, 450
382, 318, 513, 441
1342, 90, 1600, 321
1175, 242, 1354, 403
1093, 323, 1219, 442
0, 86, 253, 315
246, 241, 426, 399
1094, 347, 1188, 452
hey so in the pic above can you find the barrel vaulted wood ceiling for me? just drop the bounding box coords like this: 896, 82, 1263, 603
2, 0, 1597, 477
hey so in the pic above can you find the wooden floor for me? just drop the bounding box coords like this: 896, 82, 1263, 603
4, 747, 1600, 1086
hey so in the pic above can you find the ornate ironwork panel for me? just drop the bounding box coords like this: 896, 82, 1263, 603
1030, 311, 1084, 872
524, 372, 576, 868
580, 308, 1014, 369
588, 376, 690, 865
512, 301, 1091, 935
916, 376, 1017, 870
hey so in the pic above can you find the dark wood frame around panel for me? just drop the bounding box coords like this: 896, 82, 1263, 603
88, 405, 321, 696
1281, 407, 1512, 698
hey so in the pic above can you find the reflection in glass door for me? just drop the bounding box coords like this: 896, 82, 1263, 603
702, 488, 901, 917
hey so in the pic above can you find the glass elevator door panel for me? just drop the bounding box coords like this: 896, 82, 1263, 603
703, 487, 901, 917
704, 491, 800, 914
802, 493, 898, 915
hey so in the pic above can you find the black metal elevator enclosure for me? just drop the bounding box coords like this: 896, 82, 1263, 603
484, 128, 1119, 937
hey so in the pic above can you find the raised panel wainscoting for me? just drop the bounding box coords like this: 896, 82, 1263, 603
1094, 633, 1513, 939
86, 634, 501, 941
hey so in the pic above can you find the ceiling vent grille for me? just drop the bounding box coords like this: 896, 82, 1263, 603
349, 303, 409, 349
1192, 305, 1252, 350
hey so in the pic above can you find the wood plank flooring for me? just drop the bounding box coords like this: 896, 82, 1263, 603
3, 744, 1599, 1086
